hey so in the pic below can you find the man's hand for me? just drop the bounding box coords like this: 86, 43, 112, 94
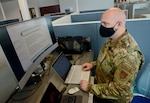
80, 80, 89, 91
82, 63, 93, 71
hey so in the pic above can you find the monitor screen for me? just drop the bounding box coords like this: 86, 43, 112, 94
52, 52, 71, 81
0, 15, 58, 89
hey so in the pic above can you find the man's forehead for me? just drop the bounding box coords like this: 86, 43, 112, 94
101, 14, 115, 24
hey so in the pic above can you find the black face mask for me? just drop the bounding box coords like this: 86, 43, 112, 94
99, 25, 116, 37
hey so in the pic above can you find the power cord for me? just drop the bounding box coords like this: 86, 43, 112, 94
11, 77, 42, 101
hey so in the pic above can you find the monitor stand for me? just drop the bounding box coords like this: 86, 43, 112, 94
25, 75, 41, 86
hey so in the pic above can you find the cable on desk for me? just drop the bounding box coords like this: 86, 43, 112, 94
10, 77, 43, 101
72, 53, 83, 64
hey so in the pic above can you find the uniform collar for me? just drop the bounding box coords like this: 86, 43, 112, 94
108, 29, 128, 43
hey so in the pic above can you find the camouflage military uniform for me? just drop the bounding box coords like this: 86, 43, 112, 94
86, 31, 144, 103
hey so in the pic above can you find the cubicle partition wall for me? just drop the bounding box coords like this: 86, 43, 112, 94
71, 12, 104, 22
51, 15, 64, 21
71, 10, 128, 23
79, 9, 106, 13
126, 19, 150, 80
53, 21, 102, 60
0, 19, 19, 27
53, 15, 150, 81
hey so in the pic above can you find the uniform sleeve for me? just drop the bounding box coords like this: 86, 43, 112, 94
86, 68, 133, 100
86, 50, 144, 100
91, 61, 97, 68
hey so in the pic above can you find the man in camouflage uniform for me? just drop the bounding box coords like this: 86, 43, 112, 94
79, 8, 144, 103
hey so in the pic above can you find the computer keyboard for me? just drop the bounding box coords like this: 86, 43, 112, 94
60, 95, 82, 103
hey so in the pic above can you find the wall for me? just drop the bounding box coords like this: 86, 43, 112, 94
0, 0, 60, 21
59, 0, 114, 13
0, 0, 114, 21
59, 0, 77, 13
126, 0, 147, 2
0, 5, 3, 21
1, 0, 21, 21
78, 0, 114, 12
27, 0, 59, 17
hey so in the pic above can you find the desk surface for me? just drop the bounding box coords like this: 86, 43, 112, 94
8, 51, 93, 103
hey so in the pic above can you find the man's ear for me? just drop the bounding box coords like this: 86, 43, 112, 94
117, 21, 122, 26
115, 21, 122, 31
114, 21, 120, 31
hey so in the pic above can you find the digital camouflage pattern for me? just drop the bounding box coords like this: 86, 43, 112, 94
87, 31, 144, 103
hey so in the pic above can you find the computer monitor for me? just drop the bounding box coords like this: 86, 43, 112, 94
0, 15, 58, 90
0, 44, 18, 103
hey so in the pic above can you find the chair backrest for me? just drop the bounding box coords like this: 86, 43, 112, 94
136, 64, 150, 97
131, 96, 150, 103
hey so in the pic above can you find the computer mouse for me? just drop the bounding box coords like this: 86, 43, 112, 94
68, 87, 80, 94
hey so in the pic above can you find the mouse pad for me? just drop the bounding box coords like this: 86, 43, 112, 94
40, 82, 60, 103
